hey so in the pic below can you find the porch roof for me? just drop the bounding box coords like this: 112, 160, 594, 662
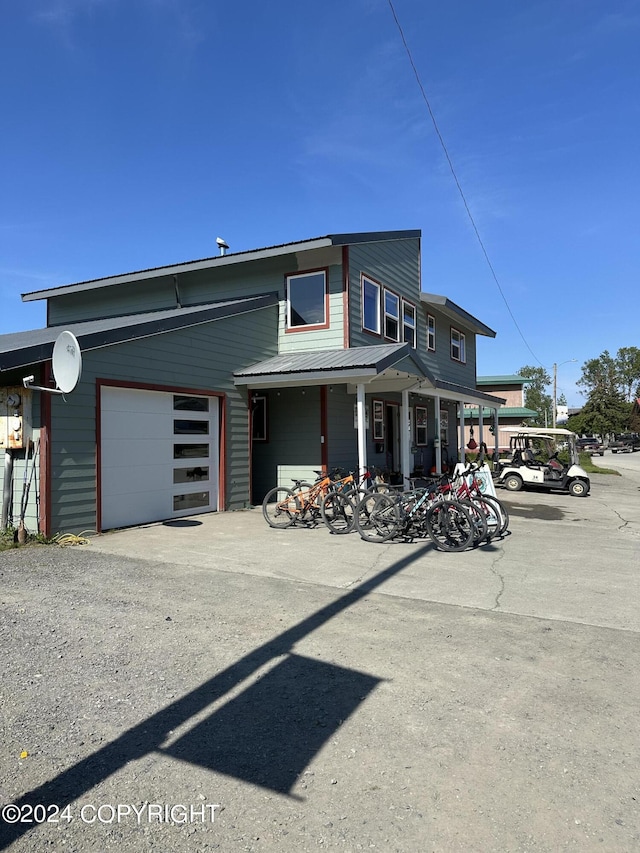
0, 293, 277, 372
234, 345, 506, 408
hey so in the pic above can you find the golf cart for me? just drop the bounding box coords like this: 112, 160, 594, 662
495, 427, 590, 498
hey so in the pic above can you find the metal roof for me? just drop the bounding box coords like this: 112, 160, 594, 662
0, 293, 277, 372
235, 343, 416, 378
22, 230, 421, 303
420, 293, 496, 338
463, 406, 538, 418
477, 375, 532, 385
235, 344, 506, 408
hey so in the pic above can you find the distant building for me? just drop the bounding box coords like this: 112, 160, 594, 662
464, 375, 538, 453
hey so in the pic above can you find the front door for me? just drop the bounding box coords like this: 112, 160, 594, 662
386, 402, 400, 472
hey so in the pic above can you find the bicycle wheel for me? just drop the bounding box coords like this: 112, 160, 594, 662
426, 500, 474, 552
355, 493, 401, 543
457, 498, 489, 545
262, 486, 298, 529
480, 494, 510, 537
320, 491, 356, 534
343, 487, 373, 530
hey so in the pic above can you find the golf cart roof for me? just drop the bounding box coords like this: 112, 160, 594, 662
499, 426, 576, 437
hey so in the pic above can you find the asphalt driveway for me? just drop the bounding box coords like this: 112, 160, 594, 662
1, 466, 639, 852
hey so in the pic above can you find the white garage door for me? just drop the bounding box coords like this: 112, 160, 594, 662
100, 386, 219, 530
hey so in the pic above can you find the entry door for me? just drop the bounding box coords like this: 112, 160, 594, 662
386, 402, 400, 471
100, 386, 219, 530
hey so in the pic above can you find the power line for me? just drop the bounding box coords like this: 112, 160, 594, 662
386, 0, 543, 368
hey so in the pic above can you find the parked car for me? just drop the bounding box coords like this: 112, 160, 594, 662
576, 437, 605, 456
609, 433, 640, 453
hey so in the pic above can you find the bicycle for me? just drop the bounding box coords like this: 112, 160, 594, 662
354, 482, 476, 551
447, 462, 510, 538
319, 467, 381, 534
262, 468, 356, 529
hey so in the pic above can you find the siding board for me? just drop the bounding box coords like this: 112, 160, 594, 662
48, 306, 277, 533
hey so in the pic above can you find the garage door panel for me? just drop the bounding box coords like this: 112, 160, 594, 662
101, 438, 176, 468
101, 463, 174, 498
102, 387, 172, 415
101, 411, 177, 441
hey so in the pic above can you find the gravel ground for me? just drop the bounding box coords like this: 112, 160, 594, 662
1, 512, 639, 852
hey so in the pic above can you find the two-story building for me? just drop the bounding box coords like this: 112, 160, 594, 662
0, 230, 504, 535
463, 375, 539, 454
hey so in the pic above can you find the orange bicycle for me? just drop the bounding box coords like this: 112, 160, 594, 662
262, 468, 356, 529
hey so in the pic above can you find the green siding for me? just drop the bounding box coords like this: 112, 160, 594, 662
420, 305, 478, 387
278, 264, 345, 353
348, 238, 421, 349
251, 387, 321, 502
48, 305, 277, 534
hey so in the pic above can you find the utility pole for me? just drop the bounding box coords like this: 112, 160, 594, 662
553, 359, 577, 428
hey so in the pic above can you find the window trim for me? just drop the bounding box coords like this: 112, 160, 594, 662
450, 327, 466, 363
415, 405, 428, 446
372, 399, 385, 440
426, 313, 436, 352
383, 288, 400, 342
402, 299, 416, 348
251, 394, 268, 442
285, 267, 330, 333
361, 274, 381, 335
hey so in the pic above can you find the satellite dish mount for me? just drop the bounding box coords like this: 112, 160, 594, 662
23, 331, 83, 396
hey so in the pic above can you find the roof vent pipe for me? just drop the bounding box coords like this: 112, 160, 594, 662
216, 237, 229, 256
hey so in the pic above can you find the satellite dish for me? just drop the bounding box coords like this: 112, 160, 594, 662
52, 331, 82, 393
23, 330, 82, 396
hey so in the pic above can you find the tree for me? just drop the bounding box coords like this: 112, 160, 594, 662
577, 350, 618, 398
566, 390, 630, 438
616, 346, 640, 402
517, 365, 552, 426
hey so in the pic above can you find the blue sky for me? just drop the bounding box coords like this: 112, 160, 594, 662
2, 0, 639, 406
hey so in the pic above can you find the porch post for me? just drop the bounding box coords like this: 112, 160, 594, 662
458, 400, 466, 463
401, 389, 411, 486
493, 407, 499, 464
356, 383, 368, 480
434, 395, 442, 474
478, 405, 484, 447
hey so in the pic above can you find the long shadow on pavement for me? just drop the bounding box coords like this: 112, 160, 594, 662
1, 544, 430, 848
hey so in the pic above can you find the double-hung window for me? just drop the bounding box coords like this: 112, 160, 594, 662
427, 314, 436, 351
286, 270, 328, 330
384, 289, 400, 341
402, 301, 416, 347
450, 327, 466, 363
362, 275, 380, 334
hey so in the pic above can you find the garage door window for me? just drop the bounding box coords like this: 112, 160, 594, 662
174, 419, 209, 435
173, 466, 209, 484
174, 443, 209, 459
174, 395, 209, 412
174, 492, 210, 511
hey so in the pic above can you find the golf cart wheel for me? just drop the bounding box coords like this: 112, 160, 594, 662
569, 479, 589, 498
504, 473, 523, 492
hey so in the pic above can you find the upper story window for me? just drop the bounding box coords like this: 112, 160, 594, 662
384, 289, 400, 341
286, 269, 328, 330
362, 275, 380, 334
402, 301, 416, 347
450, 327, 466, 363
427, 314, 436, 351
